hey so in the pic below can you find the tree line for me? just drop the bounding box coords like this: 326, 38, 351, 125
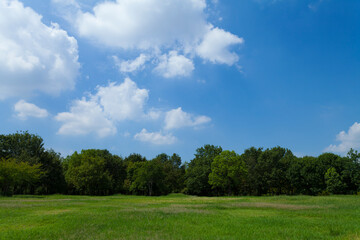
1, 132, 359, 196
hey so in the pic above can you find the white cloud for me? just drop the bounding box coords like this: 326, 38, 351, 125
155, 51, 194, 78
55, 78, 212, 140
324, 122, 360, 154
134, 129, 177, 145
0, 0, 79, 99
114, 54, 148, 73
55, 78, 148, 137
55, 97, 117, 138
146, 109, 162, 120
74, 0, 208, 50
54, 0, 243, 69
196, 27, 244, 65
164, 107, 211, 130
96, 78, 149, 121
14, 100, 48, 120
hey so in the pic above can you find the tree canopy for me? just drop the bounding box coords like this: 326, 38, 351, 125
1, 131, 360, 197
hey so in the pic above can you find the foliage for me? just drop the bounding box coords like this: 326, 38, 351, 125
2, 131, 360, 197
0, 158, 42, 196
209, 150, 247, 195
64, 149, 125, 195
185, 145, 222, 196
154, 153, 185, 193
253, 147, 294, 195
127, 153, 185, 196
344, 149, 360, 192
130, 159, 168, 196
0, 131, 44, 161
325, 167, 346, 194
240, 147, 263, 195
0, 132, 64, 194
36, 149, 66, 194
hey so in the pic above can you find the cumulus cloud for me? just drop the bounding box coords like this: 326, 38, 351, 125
196, 27, 244, 65
114, 54, 148, 73
55, 97, 117, 138
0, 0, 79, 99
96, 78, 149, 121
164, 107, 211, 130
55, 78, 148, 137
74, 0, 208, 49
134, 129, 177, 145
324, 122, 360, 154
53, 0, 243, 71
14, 100, 48, 120
55, 77, 211, 141
155, 51, 194, 78
146, 109, 162, 121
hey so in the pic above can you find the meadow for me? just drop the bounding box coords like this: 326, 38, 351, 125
0, 194, 359, 240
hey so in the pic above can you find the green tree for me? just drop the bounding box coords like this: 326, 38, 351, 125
299, 156, 323, 195
130, 159, 168, 196
123, 154, 147, 193
0, 158, 42, 196
241, 147, 263, 195
209, 150, 247, 195
185, 145, 222, 196
35, 149, 66, 194
344, 149, 360, 193
284, 156, 304, 195
64, 149, 125, 195
325, 167, 346, 194
254, 147, 294, 195
0, 132, 65, 194
153, 153, 185, 193
0, 131, 44, 160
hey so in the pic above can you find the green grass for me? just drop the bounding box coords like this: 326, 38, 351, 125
0, 194, 359, 239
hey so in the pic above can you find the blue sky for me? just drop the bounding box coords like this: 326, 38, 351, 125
0, 0, 359, 162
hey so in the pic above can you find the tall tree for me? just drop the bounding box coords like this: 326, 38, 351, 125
64, 149, 125, 195
0, 158, 42, 196
123, 153, 147, 194
209, 150, 247, 195
185, 145, 222, 196
153, 153, 185, 193
0, 132, 65, 194
241, 147, 263, 195
325, 167, 346, 194
254, 147, 294, 195
343, 149, 360, 193
130, 159, 168, 196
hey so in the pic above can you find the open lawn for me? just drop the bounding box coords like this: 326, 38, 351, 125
0, 194, 359, 239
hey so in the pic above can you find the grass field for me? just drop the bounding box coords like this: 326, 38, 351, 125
0, 194, 359, 240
